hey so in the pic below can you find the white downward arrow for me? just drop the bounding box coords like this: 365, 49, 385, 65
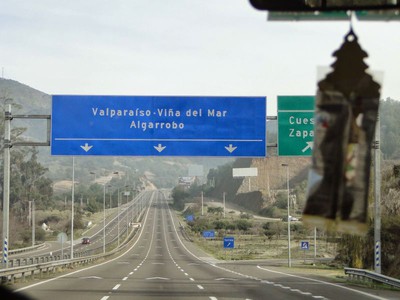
80, 143, 93, 152
225, 144, 237, 153
302, 141, 314, 153
154, 144, 166, 153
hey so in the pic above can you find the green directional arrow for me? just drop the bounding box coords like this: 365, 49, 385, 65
278, 96, 315, 157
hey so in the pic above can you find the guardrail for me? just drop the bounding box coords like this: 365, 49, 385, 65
0, 224, 142, 284
344, 267, 400, 289
7, 250, 90, 268
0, 209, 146, 285
1, 199, 146, 270
0, 192, 150, 285
1, 242, 45, 257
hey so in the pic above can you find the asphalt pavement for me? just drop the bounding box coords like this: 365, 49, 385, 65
13, 190, 400, 300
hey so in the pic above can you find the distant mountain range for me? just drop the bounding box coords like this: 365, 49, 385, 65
0, 78, 51, 114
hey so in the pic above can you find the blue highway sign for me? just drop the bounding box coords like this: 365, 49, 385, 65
186, 215, 194, 222
223, 237, 235, 249
202, 230, 215, 238
300, 241, 310, 250
51, 95, 266, 157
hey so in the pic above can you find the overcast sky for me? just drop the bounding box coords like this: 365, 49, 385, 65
1, 1, 399, 115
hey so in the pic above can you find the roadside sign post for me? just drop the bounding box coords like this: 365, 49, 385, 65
202, 230, 215, 239
51, 95, 266, 157
223, 237, 235, 260
300, 241, 310, 263
278, 96, 315, 156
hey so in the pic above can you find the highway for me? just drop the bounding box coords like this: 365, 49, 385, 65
14, 190, 397, 300
8, 192, 148, 264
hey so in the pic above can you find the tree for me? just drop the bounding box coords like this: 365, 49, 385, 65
275, 192, 287, 209
171, 186, 189, 211
263, 223, 275, 242
235, 219, 251, 232
213, 220, 226, 230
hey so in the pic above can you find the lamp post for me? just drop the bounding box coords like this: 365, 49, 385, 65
117, 188, 120, 247
125, 187, 129, 237
201, 191, 204, 216
89, 171, 96, 181
32, 200, 35, 247
108, 185, 112, 209
281, 163, 291, 268
71, 156, 75, 260
103, 184, 106, 254
223, 192, 226, 218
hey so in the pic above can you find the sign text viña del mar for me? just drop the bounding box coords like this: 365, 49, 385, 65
51, 95, 266, 157
278, 96, 315, 156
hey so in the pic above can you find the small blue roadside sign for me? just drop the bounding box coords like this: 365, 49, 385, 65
186, 215, 194, 222
300, 241, 310, 250
202, 230, 215, 239
51, 95, 267, 157
223, 237, 235, 249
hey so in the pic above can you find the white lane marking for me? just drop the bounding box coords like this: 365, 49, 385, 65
190, 278, 195, 281
16, 192, 157, 293
122, 277, 128, 281
100, 296, 110, 300
256, 265, 387, 300
197, 285, 204, 290
215, 278, 238, 281
164, 196, 387, 300
184, 273, 189, 276
112, 284, 121, 290
209, 297, 218, 300
129, 272, 133, 275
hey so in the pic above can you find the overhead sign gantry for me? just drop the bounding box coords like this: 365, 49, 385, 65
51, 95, 267, 157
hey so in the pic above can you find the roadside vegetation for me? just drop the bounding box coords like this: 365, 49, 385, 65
172, 185, 339, 262
171, 157, 400, 279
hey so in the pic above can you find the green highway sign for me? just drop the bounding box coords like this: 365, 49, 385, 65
278, 96, 315, 157
356, 10, 400, 21
268, 11, 350, 21
267, 10, 400, 22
